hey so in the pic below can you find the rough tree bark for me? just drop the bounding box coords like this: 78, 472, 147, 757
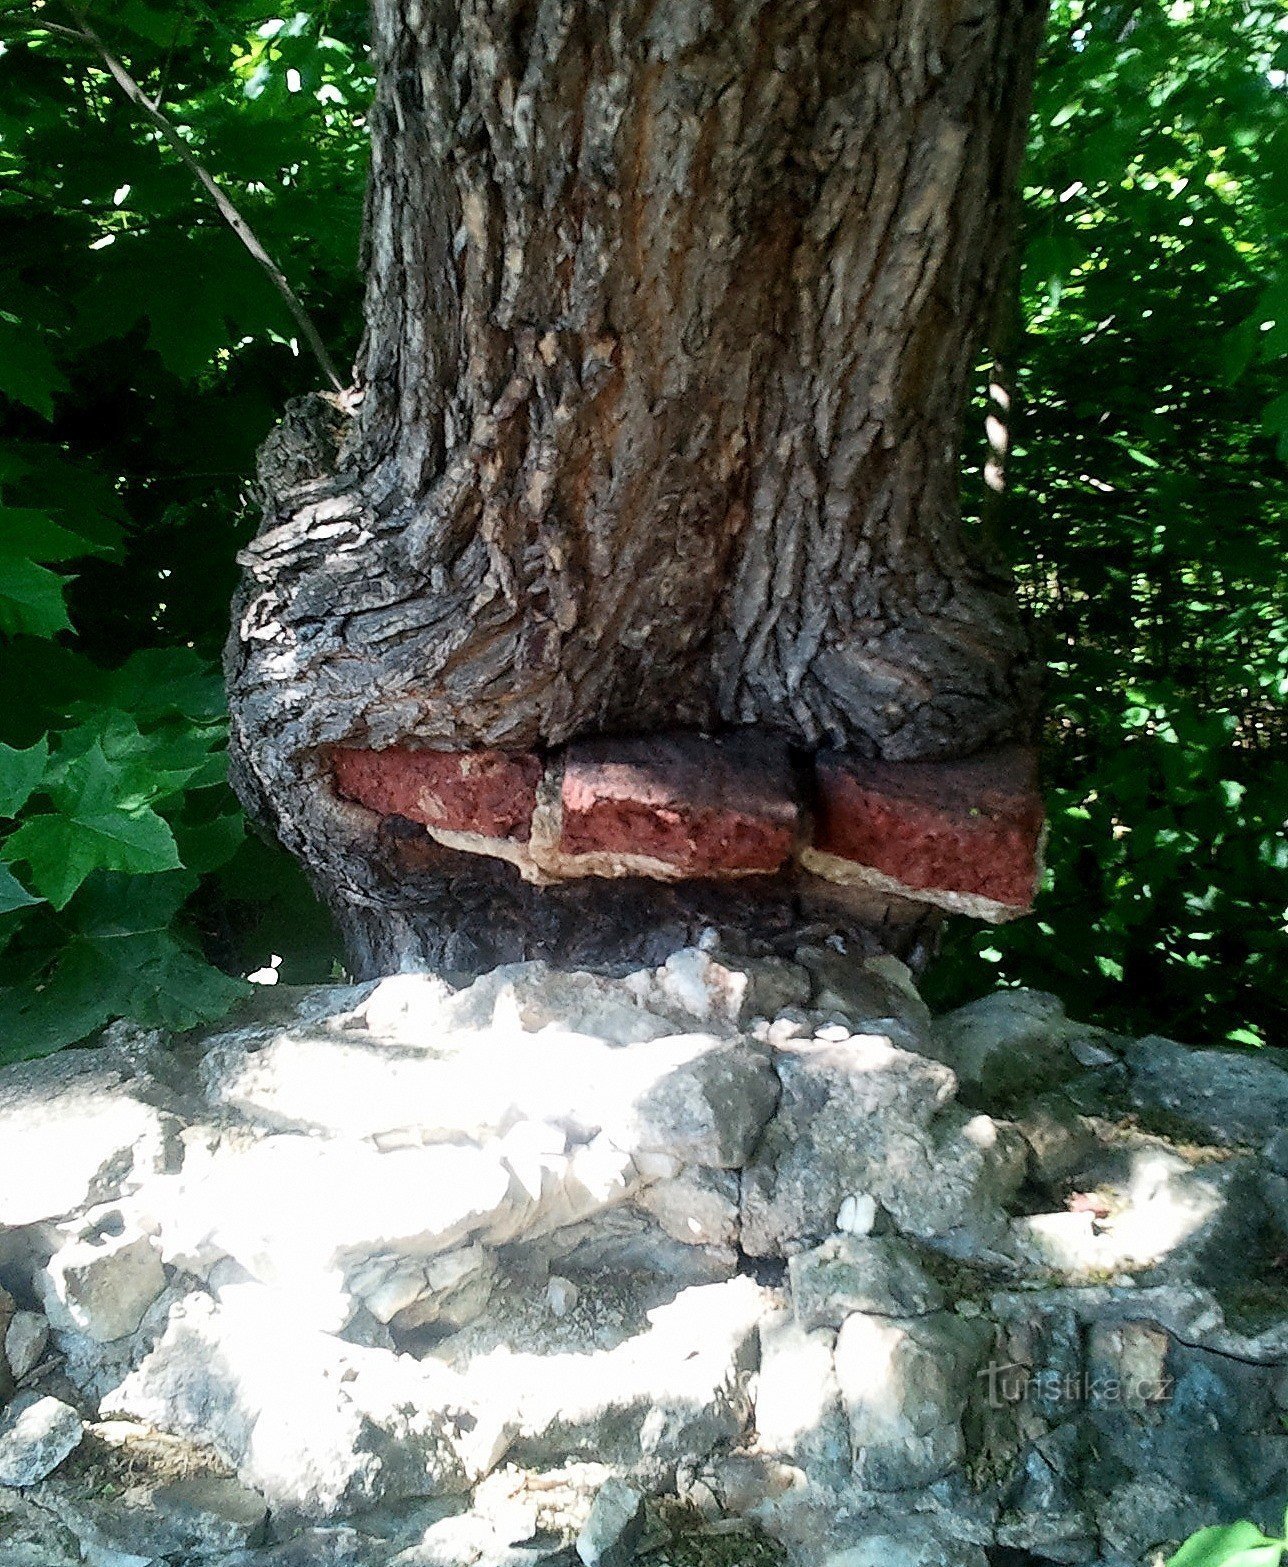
227, 0, 1047, 974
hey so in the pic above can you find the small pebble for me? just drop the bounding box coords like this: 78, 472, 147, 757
546, 1275, 580, 1318
836, 1193, 877, 1236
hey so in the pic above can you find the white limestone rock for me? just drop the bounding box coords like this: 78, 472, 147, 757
40, 1217, 167, 1343
0, 1395, 84, 1487
0, 1052, 174, 1228
546, 1274, 580, 1317
576, 1475, 645, 1567
833, 1311, 991, 1491
102, 1289, 510, 1517
203, 1011, 776, 1175
433, 1275, 769, 1471
835, 1192, 877, 1236
154, 1133, 514, 1300
751, 1308, 849, 1476
652, 949, 750, 1027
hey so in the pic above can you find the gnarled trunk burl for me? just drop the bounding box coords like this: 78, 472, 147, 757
227, 0, 1047, 975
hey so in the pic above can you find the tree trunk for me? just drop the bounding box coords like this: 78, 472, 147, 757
227, 0, 1047, 974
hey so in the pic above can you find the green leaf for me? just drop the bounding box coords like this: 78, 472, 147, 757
0, 507, 112, 564
51, 710, 224, 804
70, 868, 197, 938
0, 557, 74, 638
1167, 1523, 1284, 1567
174, 811, 245, 874
0, 864, 41, 915
7, 743, 182, 909
101, 649, 227, 724
1264, 393, 1288, 462
0, 924, 245, 1063
0, 736, 48, 817
0, 319, 67, 420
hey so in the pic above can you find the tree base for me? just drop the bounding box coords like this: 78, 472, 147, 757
327, 828, 942, 981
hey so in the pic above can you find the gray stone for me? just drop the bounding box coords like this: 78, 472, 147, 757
833, 1311, 990, 1490
0, 1488, 83, 1566
0, 1394, 84, 1486
789, 1236, 946, 1328
1016, 1096, 1100, 1189
349, 1244, 499, 1334
795, 947, 933, 1043
159, 1474, 272, 1545
0, 1283, 14, 1403
80, 1546, 156, 1567
4, 959, 1287, 1567
635, 1166, 740, 1250
1264, 1128, 1288, 1176
929, 990, 1103, 1107
45, 1278, 191, 1411
741, 957, 813, 1022
40, 1219, 167, 1343
38, 1461, 270, 1560
1263, 1171, 1288, 1236
576, 1477, 645, 1566
1007, 1142, 1269, 1287
1126, 1034, 1288, 1146
989, 1279, 1288, 1365
607, 1037, 780, 1170
5, 1312, 49, 1381
822, 1524, 990, 1567
741, 1036, 1024, 1256
1097, 1477, 1211, 1564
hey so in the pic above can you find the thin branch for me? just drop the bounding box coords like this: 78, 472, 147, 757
62, 7, 347, 394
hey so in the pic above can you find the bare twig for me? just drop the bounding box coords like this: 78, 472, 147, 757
62, 6, 346, 393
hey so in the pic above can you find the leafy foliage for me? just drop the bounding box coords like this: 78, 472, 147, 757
929, 0, 1288, 1048
1167, 1514, 1288, 1567
0, 0, 364, 1062
0, 0, 1283, 1059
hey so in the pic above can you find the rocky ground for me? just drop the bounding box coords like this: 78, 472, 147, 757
1, 941, 1286, 1566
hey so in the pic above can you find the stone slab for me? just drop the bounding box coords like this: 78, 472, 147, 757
332, 746, 543, 842
556, 732, 798, 878
804, 745, 1044, 918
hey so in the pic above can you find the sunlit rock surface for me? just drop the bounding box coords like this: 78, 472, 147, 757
0, 948, 1286, 1565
